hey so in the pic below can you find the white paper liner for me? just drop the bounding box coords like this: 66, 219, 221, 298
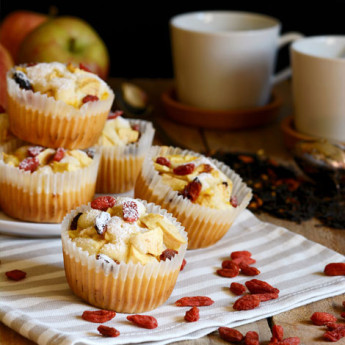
61, 200, 188, 313
6, 69, 115, 149
96, 119, 155, 193
134, 146, 253, 249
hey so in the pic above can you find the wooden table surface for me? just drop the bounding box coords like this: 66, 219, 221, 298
1, 78, 344, 345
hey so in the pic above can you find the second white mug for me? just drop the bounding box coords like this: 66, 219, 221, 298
170, 11, 303, 110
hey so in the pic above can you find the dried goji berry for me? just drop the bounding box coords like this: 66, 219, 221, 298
278, 337, 300, 345
232, 256, 257, 266
131, 124, 140, 132
245, 279, 280, 294
107, 110, 124, 119
326, 323, 345, 331
181, 178, 202, 202
324, 263, 345, 276
79, 63, 92, 73
222, 260, 240, 270
27, 146, 44, 157
19, 157, 39, 172
217, 267, 239, 278
233, 294, 261, 311
53, 148, 65, 162
122, 201, 139, 222
82, 310, 116, 323
240, 265, 260, 276
184, 306, 200, 322
82, 94, 99, 103
173, 163, 195, 175
175, 296, 214, 307
230, 251, 252, 259
324, 328, 345, 342
230, 196, 238, 208
341, 312, 345, 319
310, 312, 337, 326
202, 164, 213, 173
127, 314, 158, 329
180, 258, 187, 271
160, 249, 178, 261
244, 331, 259, 345
230, 282, 246, 296
255, 292, 279, 302
91, 196, 116, 211
5, 269, 26, 281
272, 325, 284, 341
218, 327, 243, 343
156, 156, 171, 167
97, 325, 120, 337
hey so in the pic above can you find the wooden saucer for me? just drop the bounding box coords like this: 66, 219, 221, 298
161, 88, 282, 130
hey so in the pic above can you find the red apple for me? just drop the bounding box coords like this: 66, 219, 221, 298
0, 10, 48, 62
0, 43, 14, 110
17, 16, 110, 80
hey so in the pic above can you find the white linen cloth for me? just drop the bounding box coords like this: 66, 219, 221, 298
0, 209, 344, 345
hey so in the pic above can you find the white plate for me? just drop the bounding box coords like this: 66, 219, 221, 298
0, 211, 61, 237
0, 191, 134, 238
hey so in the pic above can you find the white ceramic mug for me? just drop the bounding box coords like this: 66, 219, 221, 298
170, 11, 303, 110
291, 36, 345, 143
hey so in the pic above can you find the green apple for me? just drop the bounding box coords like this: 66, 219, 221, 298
17, 16, 110, 80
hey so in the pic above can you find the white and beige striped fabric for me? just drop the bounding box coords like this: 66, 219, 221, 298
1, 209, 344, 345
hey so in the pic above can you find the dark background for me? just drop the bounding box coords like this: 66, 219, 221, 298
1, 1, 345, 78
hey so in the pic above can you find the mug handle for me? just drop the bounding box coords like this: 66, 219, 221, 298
272, 32, 304, 85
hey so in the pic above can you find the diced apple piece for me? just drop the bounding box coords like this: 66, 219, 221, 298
128, 244, 155, 264
130, 227, 163, 256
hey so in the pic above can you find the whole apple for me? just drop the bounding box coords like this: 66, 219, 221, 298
0, 10, 48, 62
0, 44, 14, 110
17, 16, 110, 80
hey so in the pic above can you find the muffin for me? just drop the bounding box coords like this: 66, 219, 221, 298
0, 111, 22, 154
134, 146, 252, 249
61, 195, 187, 313
96, 113, 155, 193
0, 145, 100, 223
6, 62, 114, 149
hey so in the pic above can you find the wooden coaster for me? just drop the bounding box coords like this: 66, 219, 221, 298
161, 88, 282, 130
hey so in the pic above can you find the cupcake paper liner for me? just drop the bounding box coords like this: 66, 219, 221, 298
0, 137, 23, 154
134, 146, 253, 249
6, 71, 114, 149
96, 119, 155, 193
61, 200, 188, 313
0, 149, 101, 223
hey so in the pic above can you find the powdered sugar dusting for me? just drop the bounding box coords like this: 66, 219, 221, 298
94, 211, 111, 235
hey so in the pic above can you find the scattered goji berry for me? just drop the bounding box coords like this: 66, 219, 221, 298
156, 156, 171, 167
218, 327, 243, 343
184, 306, 200, 322
324, 328, 345, 342
97, 325, 120, 337
222, 260, 240, 270
122, 201, 139, 222
82, 94, 99, 103
255, 292, 279, 302
91, 196, 116, 211
217, 267, 240, 278
82, 310, 116, 323
272, 325, 284, 341
53, 148, 65, 162
230, 282, 247, 296
233, 294, 261, 311
175, 296, 214, 307
232, 256, 256, 266
324, 263, 345, 276
278, 337, 300, 344
245, 279, 280, 294
5, 269, 26, 281
244, 331, 259, 345
230, 196, 238, 208
127, 314, 158, 329
341, 312, 345, 319
181, 178, 202, 202
326, 323, 345, 331
230, 251, 252, 260
160, 249, 178, 261
27, 146, 44, 157
311, 312, 337, 326
173, 163, 195, 175
180, 258, 187, 271
19, 157, 39, 172
240, 265, 261, 276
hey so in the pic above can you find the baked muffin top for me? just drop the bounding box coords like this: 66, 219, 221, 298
0, 112, 13, 143
153, 154, 235, 210
67, 196, 187, 265
97, 114, 139, 147
2, 145, 94, 173
10, 62, 110, 108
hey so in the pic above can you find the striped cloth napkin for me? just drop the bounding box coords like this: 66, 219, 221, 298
0, 209, 344, 345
